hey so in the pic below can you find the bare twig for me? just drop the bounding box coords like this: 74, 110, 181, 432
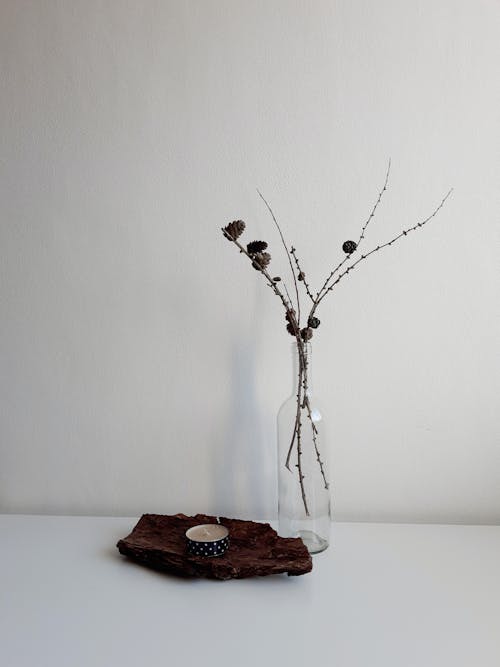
304, 396, 329, 490
315, 188, 453, 306
285, 337, 308, 475
285, 361, 303, 471
295, 416, 309, 516
356, 158, 391, 249
314, 159, 391, 304
301, 346, 329, 490
290, 246, 315, 303
257, 190, 301, 325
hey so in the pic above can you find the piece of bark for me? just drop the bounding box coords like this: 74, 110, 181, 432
116, 513, 312, 580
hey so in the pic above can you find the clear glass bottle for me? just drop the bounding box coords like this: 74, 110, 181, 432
277, 342, 331, 553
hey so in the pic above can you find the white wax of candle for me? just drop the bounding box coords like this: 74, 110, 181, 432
185, 524, 229, 542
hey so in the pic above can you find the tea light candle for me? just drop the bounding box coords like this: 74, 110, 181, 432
185, 524, 229, 557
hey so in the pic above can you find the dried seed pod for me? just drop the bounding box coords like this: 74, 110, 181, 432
342, 240, 357, 254
252, 252, 271, 270
272, 276, 281, 282
286, 322, 296, 336
298, 271, 305, 281
300, 327, 313, 341
223, 220, 246, 241
308, 316, 320, 329
247, 240, 268, 254
285, 309, 296, 324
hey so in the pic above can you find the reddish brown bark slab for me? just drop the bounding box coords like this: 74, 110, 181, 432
116, 513, 312, 580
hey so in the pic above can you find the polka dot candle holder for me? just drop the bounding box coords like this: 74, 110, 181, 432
185, 524, 230, 557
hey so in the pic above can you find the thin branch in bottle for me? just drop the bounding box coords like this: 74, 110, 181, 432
285, 335, 309, 475
301, 347, 329, 490
295, 417, 309, 516
285, 362, 303, 471
304, 396, 329, 490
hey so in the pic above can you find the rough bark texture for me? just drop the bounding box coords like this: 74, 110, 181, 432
116, 513, 312, 580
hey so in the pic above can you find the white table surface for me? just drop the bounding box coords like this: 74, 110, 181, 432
1, 515, 499, 667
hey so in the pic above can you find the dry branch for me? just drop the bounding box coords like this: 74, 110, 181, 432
222, 166, 452, 517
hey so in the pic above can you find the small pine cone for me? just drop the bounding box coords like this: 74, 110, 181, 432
298, 271, 305, 281
301, 327, 313, 341
308, 316, 320, 329
247, 240, 268, 254
342, 240, 357, 254
252, 252, 271, 270
286, 322, 295, 336
223, 220, 246, 241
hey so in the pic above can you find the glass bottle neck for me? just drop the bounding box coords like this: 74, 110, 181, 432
291, 342, 313, 397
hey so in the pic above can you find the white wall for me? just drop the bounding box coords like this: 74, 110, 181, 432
1, 0, 499, 523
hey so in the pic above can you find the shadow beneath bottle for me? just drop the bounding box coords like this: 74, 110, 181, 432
211, 337, 276, 521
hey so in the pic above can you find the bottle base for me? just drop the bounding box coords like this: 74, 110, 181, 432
298, 530, 329, 554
